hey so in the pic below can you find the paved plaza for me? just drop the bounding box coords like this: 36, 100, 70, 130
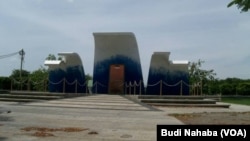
1, 94, 250, 141
0, 94, 182, 141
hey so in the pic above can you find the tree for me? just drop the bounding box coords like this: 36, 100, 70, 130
85, 74, 93, 81
189, 59, 217, 95
0, 77, 11, 90
9, 69, 30, 79
227, 0, 250, 12
237, 83, 250, 95
220, 83, 235, 95
46, 54, 62, 60
29, 66, 49, 91
219, 78, 250, 95
9, 69, 30, 90
46, 54, 57, 60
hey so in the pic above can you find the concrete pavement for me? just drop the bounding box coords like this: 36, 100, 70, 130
1, 94, 250, 141
0, 94, 183, 141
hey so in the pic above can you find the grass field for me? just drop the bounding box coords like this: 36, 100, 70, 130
222, 97, 250, 106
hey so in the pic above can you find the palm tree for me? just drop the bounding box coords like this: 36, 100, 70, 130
228, 0, 250, 12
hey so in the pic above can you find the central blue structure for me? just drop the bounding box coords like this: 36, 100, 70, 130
92, 32, 145, 94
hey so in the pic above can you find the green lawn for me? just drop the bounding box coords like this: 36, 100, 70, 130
221, 97, 250, 106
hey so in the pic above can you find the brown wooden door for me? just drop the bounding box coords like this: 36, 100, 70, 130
109, 64, 124, 94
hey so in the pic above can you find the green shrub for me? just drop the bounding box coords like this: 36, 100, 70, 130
0, 77, 11, 90
220, 83, 235, 95
237, 83, 250, 95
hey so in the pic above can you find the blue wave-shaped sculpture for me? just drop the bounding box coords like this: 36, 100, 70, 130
93, 55, 145, 94
146, 52, 189, 95
92, 32, 145, 94
44, 52, 87, 93
146, 68, 189, 95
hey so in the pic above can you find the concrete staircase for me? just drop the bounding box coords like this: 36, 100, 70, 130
134, 95, 231, 108
0, 91, 231, 108
0, 90, 88, 102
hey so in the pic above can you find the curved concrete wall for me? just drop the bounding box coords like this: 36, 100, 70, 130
92, 32, 145, 94
146, 52, 189, 95
44, 52, 87, 93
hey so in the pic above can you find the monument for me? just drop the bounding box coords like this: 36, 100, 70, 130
44, 32, 190, 95
146, 52, 189, 95
92, 32, 145, 94
44, 52, 87, 93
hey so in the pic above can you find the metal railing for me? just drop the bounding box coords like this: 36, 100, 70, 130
8, 78, 202, 95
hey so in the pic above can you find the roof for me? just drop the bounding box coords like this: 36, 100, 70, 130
172, 60, 189, 64
44, 60, 63, 65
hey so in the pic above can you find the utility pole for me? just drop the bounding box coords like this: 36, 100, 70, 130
19, 49, 25, 90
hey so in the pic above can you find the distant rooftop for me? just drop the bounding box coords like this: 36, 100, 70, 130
44, 60, 63, 65
172, 60, 189, 64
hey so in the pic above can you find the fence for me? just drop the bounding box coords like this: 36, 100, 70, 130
92, 80, 202, 95
9, 78, 88, 93
7, 78, 203, 95
11, 78, 48, 92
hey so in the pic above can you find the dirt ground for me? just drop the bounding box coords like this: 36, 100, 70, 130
169, 111, 250, 125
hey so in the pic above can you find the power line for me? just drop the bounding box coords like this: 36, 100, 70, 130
0, 51, 19, 59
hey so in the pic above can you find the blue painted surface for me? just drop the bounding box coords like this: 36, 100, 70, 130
146, 68, 189, 95
48, 69, 65, 93
92, 55, 145, 94
48, 65, 87, 93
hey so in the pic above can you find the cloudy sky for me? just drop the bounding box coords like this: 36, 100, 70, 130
0, 0, 249, 83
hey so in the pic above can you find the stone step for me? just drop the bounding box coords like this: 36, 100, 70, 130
0, 90, 10, 94
138, 95, 202, 99
140, 99, 216, 104
145, 103, 231, 108
0, 91, 90, 102
0, 94, 63, 100
138, 95, 221, 101
9, 91, 67, 96
0, 98, 45, 102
